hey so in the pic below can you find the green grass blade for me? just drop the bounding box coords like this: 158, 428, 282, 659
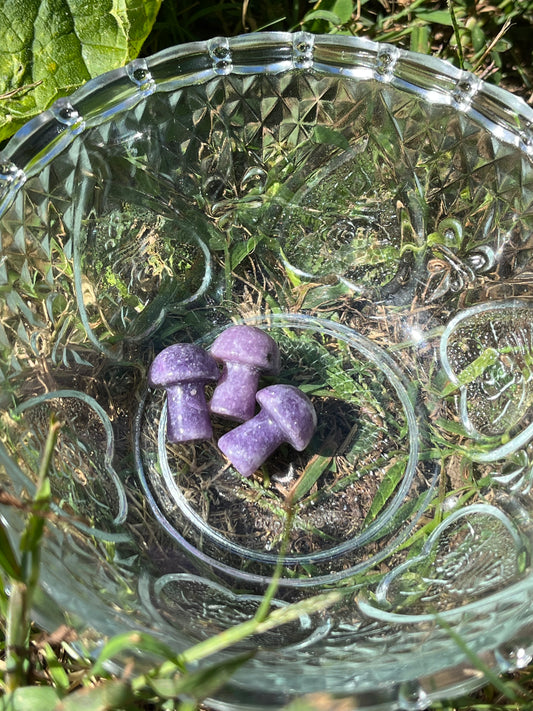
437, 615, 521, 702
41, 643, 70, 693
5, 580, 30, 692
176, 590, 341, 668
0, 519, 22, 581
20, 417, 58, 594
363, 457, 406, 528
91, 631, 182, 677
291, 454, 333, 502
448, 0, 465, 70
441, 347, 500, 397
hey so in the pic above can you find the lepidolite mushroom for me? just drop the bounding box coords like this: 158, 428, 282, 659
209, 325, 280, 421
217, 384, 317, 478
148, 343, 219, 442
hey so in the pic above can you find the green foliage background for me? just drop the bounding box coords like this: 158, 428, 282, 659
0, 0, 162, 141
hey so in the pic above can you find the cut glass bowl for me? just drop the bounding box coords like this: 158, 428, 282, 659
2, 31, 533, 710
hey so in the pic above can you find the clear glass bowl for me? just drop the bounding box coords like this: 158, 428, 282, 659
1, 31, 533, 710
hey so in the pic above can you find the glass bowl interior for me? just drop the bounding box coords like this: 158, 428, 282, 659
2, 32, 533, 710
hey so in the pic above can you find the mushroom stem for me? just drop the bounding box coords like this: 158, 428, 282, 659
165, 382, 213, 442
209, 361, 261, 421
218, 410, 285, 477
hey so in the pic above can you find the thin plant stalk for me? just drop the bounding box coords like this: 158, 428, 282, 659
5, 580, 29, 692
4, 417, 59, 692
448, 0, 465, 70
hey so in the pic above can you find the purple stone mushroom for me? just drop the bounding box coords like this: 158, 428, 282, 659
209, 325, 281, 422
149, 343, 219, 443
217, 384, 317, 478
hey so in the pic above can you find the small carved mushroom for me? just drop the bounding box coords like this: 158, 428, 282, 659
217, 384, 317, 478
209, 325, 280, 422
149, 343, 219, 442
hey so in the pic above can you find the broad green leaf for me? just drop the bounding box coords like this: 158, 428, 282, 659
469, 20, 486, 52
0, 0, 162, 142
1, 686, 61, 711
302, 9, 343, 25
331, 0, 354, 24
230, 234, 264, 270
301, 0, 354, 28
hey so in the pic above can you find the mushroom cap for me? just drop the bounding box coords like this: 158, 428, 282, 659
210, 325, 280, 374
256, 384, 316, 451
149, 343, 219, 388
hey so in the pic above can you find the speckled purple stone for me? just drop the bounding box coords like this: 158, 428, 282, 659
217, 384, 316, 477
149, 343, 219, 443
209, 325, 280, 422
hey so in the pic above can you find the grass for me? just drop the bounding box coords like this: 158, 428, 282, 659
2, 1, 533, 710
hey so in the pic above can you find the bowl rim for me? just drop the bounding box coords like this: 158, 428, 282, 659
2, 31, 533, 217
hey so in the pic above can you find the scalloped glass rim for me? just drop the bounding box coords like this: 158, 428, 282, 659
2, 31, 533, 210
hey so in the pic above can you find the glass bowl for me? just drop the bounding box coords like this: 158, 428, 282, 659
2, 31, 533, 710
